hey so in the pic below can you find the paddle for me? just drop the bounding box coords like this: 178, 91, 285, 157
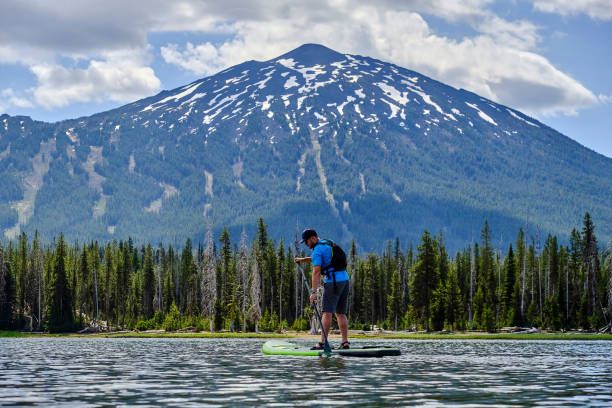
295, 262, 332, 356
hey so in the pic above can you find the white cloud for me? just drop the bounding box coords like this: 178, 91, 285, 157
30, 54, 161, 109
0, 0, 602, 116
533, 0, 612, 20
599, 94, 612, 104
161, 42, 225, 76
1, 88, 33, 109
475, 15, 541, 50
158, 6, 596, 116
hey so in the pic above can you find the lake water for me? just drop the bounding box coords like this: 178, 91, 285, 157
1, 338, 611, 406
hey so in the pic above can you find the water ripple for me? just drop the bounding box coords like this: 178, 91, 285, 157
1, 338, 611, 406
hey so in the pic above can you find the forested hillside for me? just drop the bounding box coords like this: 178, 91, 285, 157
1, 215, 610, 333
2, 44, 612, 252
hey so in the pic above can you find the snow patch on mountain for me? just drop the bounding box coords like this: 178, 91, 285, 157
284, 76, 299, 89
142, 82, 202, 112
380, 99, 400, 118
337, 95, 355, 115
465, 102, 498, 126
5, 139, 56, 239
205, 171, 214, 197
375, 82, 410, 105
261, 95, 274, 111
507, 109, 539, 127
277, 58, 296, 69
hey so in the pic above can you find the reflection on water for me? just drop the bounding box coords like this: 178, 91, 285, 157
1, 338, 611, 406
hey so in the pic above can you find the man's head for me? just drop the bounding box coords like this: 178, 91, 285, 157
300, 228, 318, 249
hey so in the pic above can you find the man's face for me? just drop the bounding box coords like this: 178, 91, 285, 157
305, 236, 317, 249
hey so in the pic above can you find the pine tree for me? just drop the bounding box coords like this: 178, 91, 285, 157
503, 244, 517, 325
219, 228, 235, 327
431, 232, 449, 330
91, 242, 101, 323
582, 212, 601, 327
437, 231, 449, 284
16, 232, 28, 326
515, 228, 527, 318
387, 267, 402, 330
478, 221, 497, 331
430, 282, 445, 331
103, 243, 114, 324
0, 244, 16, 329
445, 265, 461, 330
30, 231, 44, 329
78, 244, 90, 321
142, 244, 155, 319
46, 234, 74, 332
363, 254, 378, 325
411, 231, 438, 331
180, 238, 195, 314
277, 238, 286, 327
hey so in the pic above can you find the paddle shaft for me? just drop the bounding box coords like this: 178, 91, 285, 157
295, 262, 332, 354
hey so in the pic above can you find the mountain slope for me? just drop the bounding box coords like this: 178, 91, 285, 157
1, 44, 611, 251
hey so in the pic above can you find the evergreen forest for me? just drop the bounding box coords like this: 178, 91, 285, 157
1, 214, 611, 334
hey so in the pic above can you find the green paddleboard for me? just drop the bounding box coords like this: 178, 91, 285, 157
262, 340, 401, 357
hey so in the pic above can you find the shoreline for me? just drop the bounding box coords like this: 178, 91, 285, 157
3, 330, 612, 341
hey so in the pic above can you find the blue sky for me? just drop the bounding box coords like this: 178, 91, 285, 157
0, 0, 610, 157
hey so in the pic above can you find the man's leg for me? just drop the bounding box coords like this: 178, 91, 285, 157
335, 313, 348, 343
321, 312, 332, 343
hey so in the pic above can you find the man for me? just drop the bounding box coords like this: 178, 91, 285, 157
294, 229, 350, 349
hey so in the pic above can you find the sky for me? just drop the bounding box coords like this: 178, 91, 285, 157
0, 0, 611, 157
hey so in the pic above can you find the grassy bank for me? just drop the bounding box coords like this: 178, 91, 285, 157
0, 331, 28, 337
350, 332, 612, 341
3, 330, 612, 340
94, 332, 293, 339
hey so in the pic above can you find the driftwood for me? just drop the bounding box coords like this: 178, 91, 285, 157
176, 326, 196, 333
77, 321, 109, 334
78, 326, 99, 334
500, 326, 539, 334
599, 323, 611, 334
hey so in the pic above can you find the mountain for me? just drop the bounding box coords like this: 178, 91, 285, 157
1, 44, 611, 251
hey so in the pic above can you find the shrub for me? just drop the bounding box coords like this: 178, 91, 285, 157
163, 302, 181, 331
291, 317, 309, 331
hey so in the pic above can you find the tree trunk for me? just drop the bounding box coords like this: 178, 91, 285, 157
94, 266, 99, 322
469, 244, 474, 329
521, 238, 526, 315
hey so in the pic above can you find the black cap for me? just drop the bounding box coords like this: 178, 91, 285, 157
300, 228, 318, 243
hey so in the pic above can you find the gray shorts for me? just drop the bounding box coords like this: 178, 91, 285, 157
322, 280, 350, 314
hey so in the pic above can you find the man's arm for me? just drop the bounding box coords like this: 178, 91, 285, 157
294, 256, 311, 263
310, 265, 322, 304
311, 265, 322, 292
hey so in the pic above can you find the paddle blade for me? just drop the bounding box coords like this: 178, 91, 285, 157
323, 341, 332, 356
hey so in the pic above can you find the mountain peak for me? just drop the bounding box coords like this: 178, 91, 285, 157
273, 43, 345, 65
3, 43, 611, 252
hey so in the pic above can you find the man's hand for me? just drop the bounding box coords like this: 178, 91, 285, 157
309, 292, 317, 304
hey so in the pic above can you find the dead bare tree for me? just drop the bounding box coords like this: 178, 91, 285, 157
200, 229, 216, 331
469, 241, 474, 329
601, 235, 612, 333
537, 226, 542, 322
237, 230, 249, 332
520, 226, 527, 316
248, 247, 262, 332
